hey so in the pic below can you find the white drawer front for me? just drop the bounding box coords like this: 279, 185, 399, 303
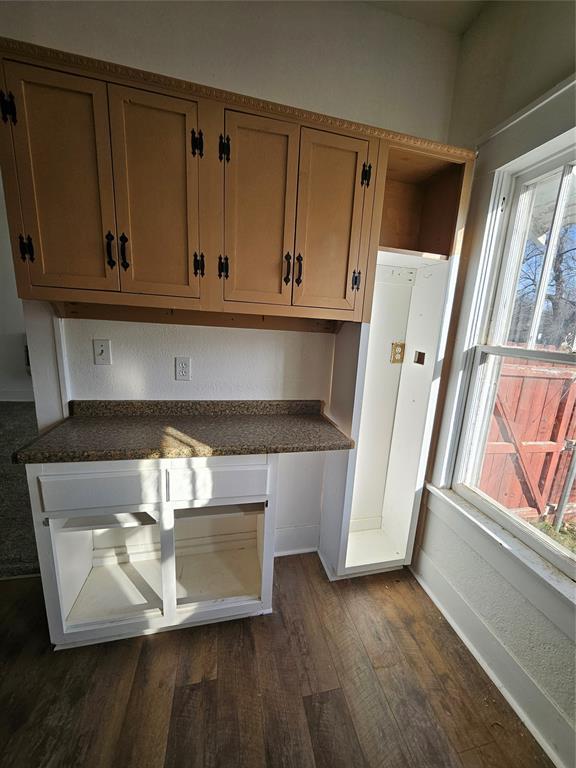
168, 466, 268, 502
39, 471, 163, 513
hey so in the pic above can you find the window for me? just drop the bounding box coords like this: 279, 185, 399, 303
455, 147, 576, 577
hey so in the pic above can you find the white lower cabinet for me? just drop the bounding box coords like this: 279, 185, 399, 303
26, 455, 277, 648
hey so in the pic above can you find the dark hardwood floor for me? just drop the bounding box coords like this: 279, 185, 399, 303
0, 554, 554, 768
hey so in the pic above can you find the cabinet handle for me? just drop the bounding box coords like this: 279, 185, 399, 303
283, 252, 292, 285
193, 251, 200, 277
356, 270, 362, 291
351, 270, 357, 290
119, 233, 129, 270
295, 254, 303, 286
223, 255, 229, 279
218, 255, 224, 279
105, 231, 116, 269
199, 252, 205, 277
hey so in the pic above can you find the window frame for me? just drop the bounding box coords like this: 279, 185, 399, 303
452, 145, 576, 580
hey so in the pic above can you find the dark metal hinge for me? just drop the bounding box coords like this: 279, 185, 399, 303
0, 90, 16, 125
219, 134, 230, 162
191, 129, 204, 158
360, 162, 372, 187
18, 234, 34, 262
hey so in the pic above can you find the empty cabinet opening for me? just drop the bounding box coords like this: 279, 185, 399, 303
344, 250, 452, 571
51, 510, 164, 628
380, 148, 464, 256
174, 502, 265, 611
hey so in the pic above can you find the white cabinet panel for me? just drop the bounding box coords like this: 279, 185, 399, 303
168, 465, 268, 502
39, 470, 163, 513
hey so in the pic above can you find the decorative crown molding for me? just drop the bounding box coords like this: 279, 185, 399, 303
0, 35, 475, 161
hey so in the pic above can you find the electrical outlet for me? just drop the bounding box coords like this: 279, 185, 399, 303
93, 339, 112, 365
175, 356, 191, 381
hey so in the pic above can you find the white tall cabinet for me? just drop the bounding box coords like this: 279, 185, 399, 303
320, 250, 457, 578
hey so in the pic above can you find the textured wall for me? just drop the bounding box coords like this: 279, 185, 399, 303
420, 506, 575, 721
63, 319, 334, 402
449, 0, 576, 146
0, 1, 460, 142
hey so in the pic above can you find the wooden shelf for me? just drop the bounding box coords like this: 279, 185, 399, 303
380, 147, 465, 256
176, 547, 261, 606
345, 529, 404, 569
66, 558, 163, 626
61, 511, 157, 532
174, 502, 265, 521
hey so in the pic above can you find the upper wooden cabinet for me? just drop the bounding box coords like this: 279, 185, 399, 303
293, 129, 369, 310
5, 62, 119, 291
223, 111, 298, 306
109, 86, 201, 298
0, 39, 475, 326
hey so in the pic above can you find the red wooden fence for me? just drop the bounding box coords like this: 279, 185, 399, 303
479, 358, 576, 521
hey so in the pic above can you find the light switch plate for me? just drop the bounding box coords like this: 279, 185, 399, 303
175, 356, 191, 381
93, 339, 112, 365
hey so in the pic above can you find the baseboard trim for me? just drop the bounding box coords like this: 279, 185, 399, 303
274, 524, 319, 555
411, 547, 574, 768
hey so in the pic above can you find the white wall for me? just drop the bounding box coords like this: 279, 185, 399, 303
449, 0, 576, 147
0, 1, 460, 142
63, 319, 333, 402
0, 0, 461, 552
0, 179, 33, 401
417, 74, 576, 768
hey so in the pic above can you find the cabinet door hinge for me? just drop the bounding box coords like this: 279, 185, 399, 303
218, 134, 231, 162
0, 90, 17, 125
360, 162, 372, 187
191, 129, 204, 158
18, 234, 35, 262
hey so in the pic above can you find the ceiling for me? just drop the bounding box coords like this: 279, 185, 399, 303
370, 1, 487, 34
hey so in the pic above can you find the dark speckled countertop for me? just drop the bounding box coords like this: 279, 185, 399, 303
12, 400, 353, 464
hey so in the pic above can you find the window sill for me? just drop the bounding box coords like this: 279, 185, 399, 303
424, 484, 576, 640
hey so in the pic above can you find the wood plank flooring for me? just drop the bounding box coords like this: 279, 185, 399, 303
0, 555, 554, 768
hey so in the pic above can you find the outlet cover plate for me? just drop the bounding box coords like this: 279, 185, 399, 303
175, 356, 191, 381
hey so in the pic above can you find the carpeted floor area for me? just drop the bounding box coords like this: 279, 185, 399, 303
0, 401, 39, 578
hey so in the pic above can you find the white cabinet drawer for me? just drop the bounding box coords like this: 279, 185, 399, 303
39, 471, 163, 513
167, 465, 268, 502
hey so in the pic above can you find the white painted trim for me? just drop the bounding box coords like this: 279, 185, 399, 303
52, 316, 70, 417
476, 74, 576, 147
454, 482, 576, 581
426, 486, 576, 638
274, 523, 319, 555
412, 548, 574, 768
476, 344, 576, 365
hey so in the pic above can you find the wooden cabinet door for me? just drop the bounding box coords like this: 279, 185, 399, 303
5, 62, 119, 291
223, 112, 299, 305
109, 86, 200, 297
293, 128, 368, 310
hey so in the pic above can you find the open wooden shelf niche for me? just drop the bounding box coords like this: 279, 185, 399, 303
379, 147, 466, 257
